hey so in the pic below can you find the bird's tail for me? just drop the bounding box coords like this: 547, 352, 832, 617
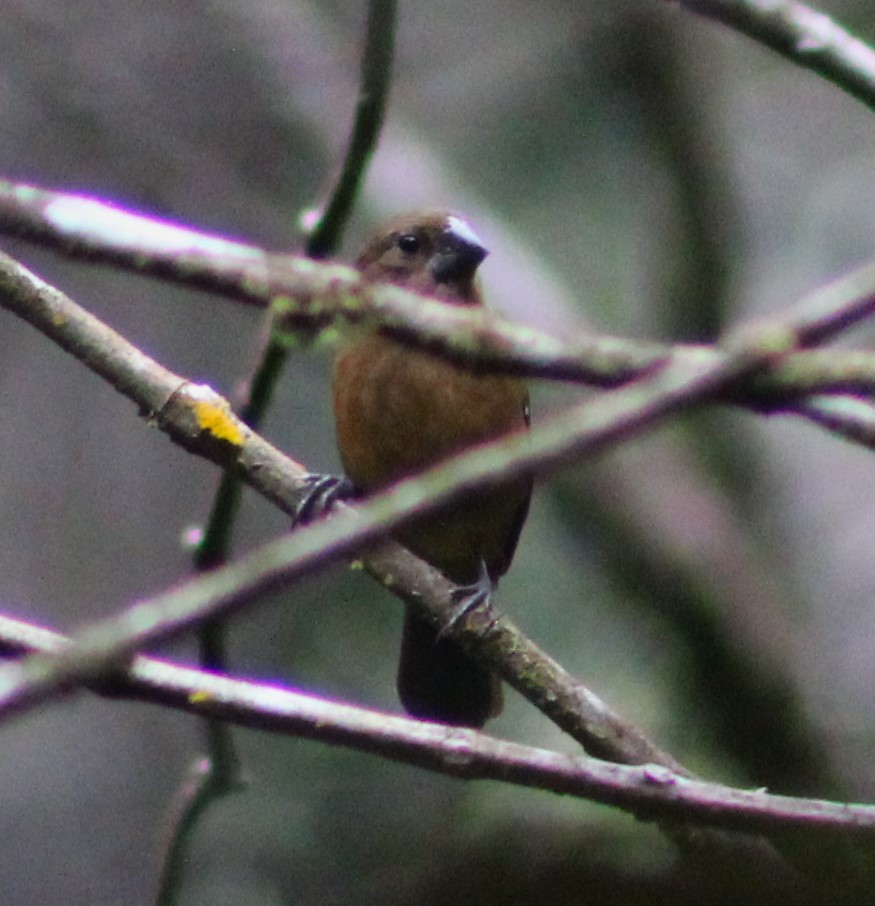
397, 606, 502, 728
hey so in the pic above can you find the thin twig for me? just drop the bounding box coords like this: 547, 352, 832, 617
304, 0, 396, 258
161, 5, 398, 903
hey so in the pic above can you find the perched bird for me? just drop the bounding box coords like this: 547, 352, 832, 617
331, 211, 531, 728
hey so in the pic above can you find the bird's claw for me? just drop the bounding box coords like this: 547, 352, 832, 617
293, 473, 358, 526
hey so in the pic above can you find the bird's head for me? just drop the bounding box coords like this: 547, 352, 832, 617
356, 212, 488, 304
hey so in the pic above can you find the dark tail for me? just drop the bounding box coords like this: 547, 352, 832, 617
397, 606, 501, 728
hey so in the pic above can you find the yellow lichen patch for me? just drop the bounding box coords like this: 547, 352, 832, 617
192, 396, 246, 447
188, 689, 213, 705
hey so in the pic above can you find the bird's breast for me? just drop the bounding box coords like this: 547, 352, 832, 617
332, 333, 528, 490
331, 332, 531, 582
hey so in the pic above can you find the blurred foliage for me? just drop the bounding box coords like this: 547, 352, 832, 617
3, 0, 875, 902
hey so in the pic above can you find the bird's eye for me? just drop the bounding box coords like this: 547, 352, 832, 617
397, 233, 421, 254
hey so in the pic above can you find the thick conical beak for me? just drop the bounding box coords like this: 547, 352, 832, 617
429, 217, 488, 286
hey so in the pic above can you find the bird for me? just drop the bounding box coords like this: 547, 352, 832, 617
329, 211, 531, 728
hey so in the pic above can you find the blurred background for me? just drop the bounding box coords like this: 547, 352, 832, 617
1, 0, 875, 902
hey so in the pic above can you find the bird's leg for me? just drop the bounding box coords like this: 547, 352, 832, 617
292, 473, 359, 526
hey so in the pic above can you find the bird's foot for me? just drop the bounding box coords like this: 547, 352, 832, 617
440, 560, 495, 637
292, 473, 358, 526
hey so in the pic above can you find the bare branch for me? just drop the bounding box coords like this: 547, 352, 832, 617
668, 0, 875, 113
796, 394, 875, 448
3, 179, 875, 420
0, 611, 872, 842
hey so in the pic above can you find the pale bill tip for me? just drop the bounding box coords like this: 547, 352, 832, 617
446, 214, 485, 249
